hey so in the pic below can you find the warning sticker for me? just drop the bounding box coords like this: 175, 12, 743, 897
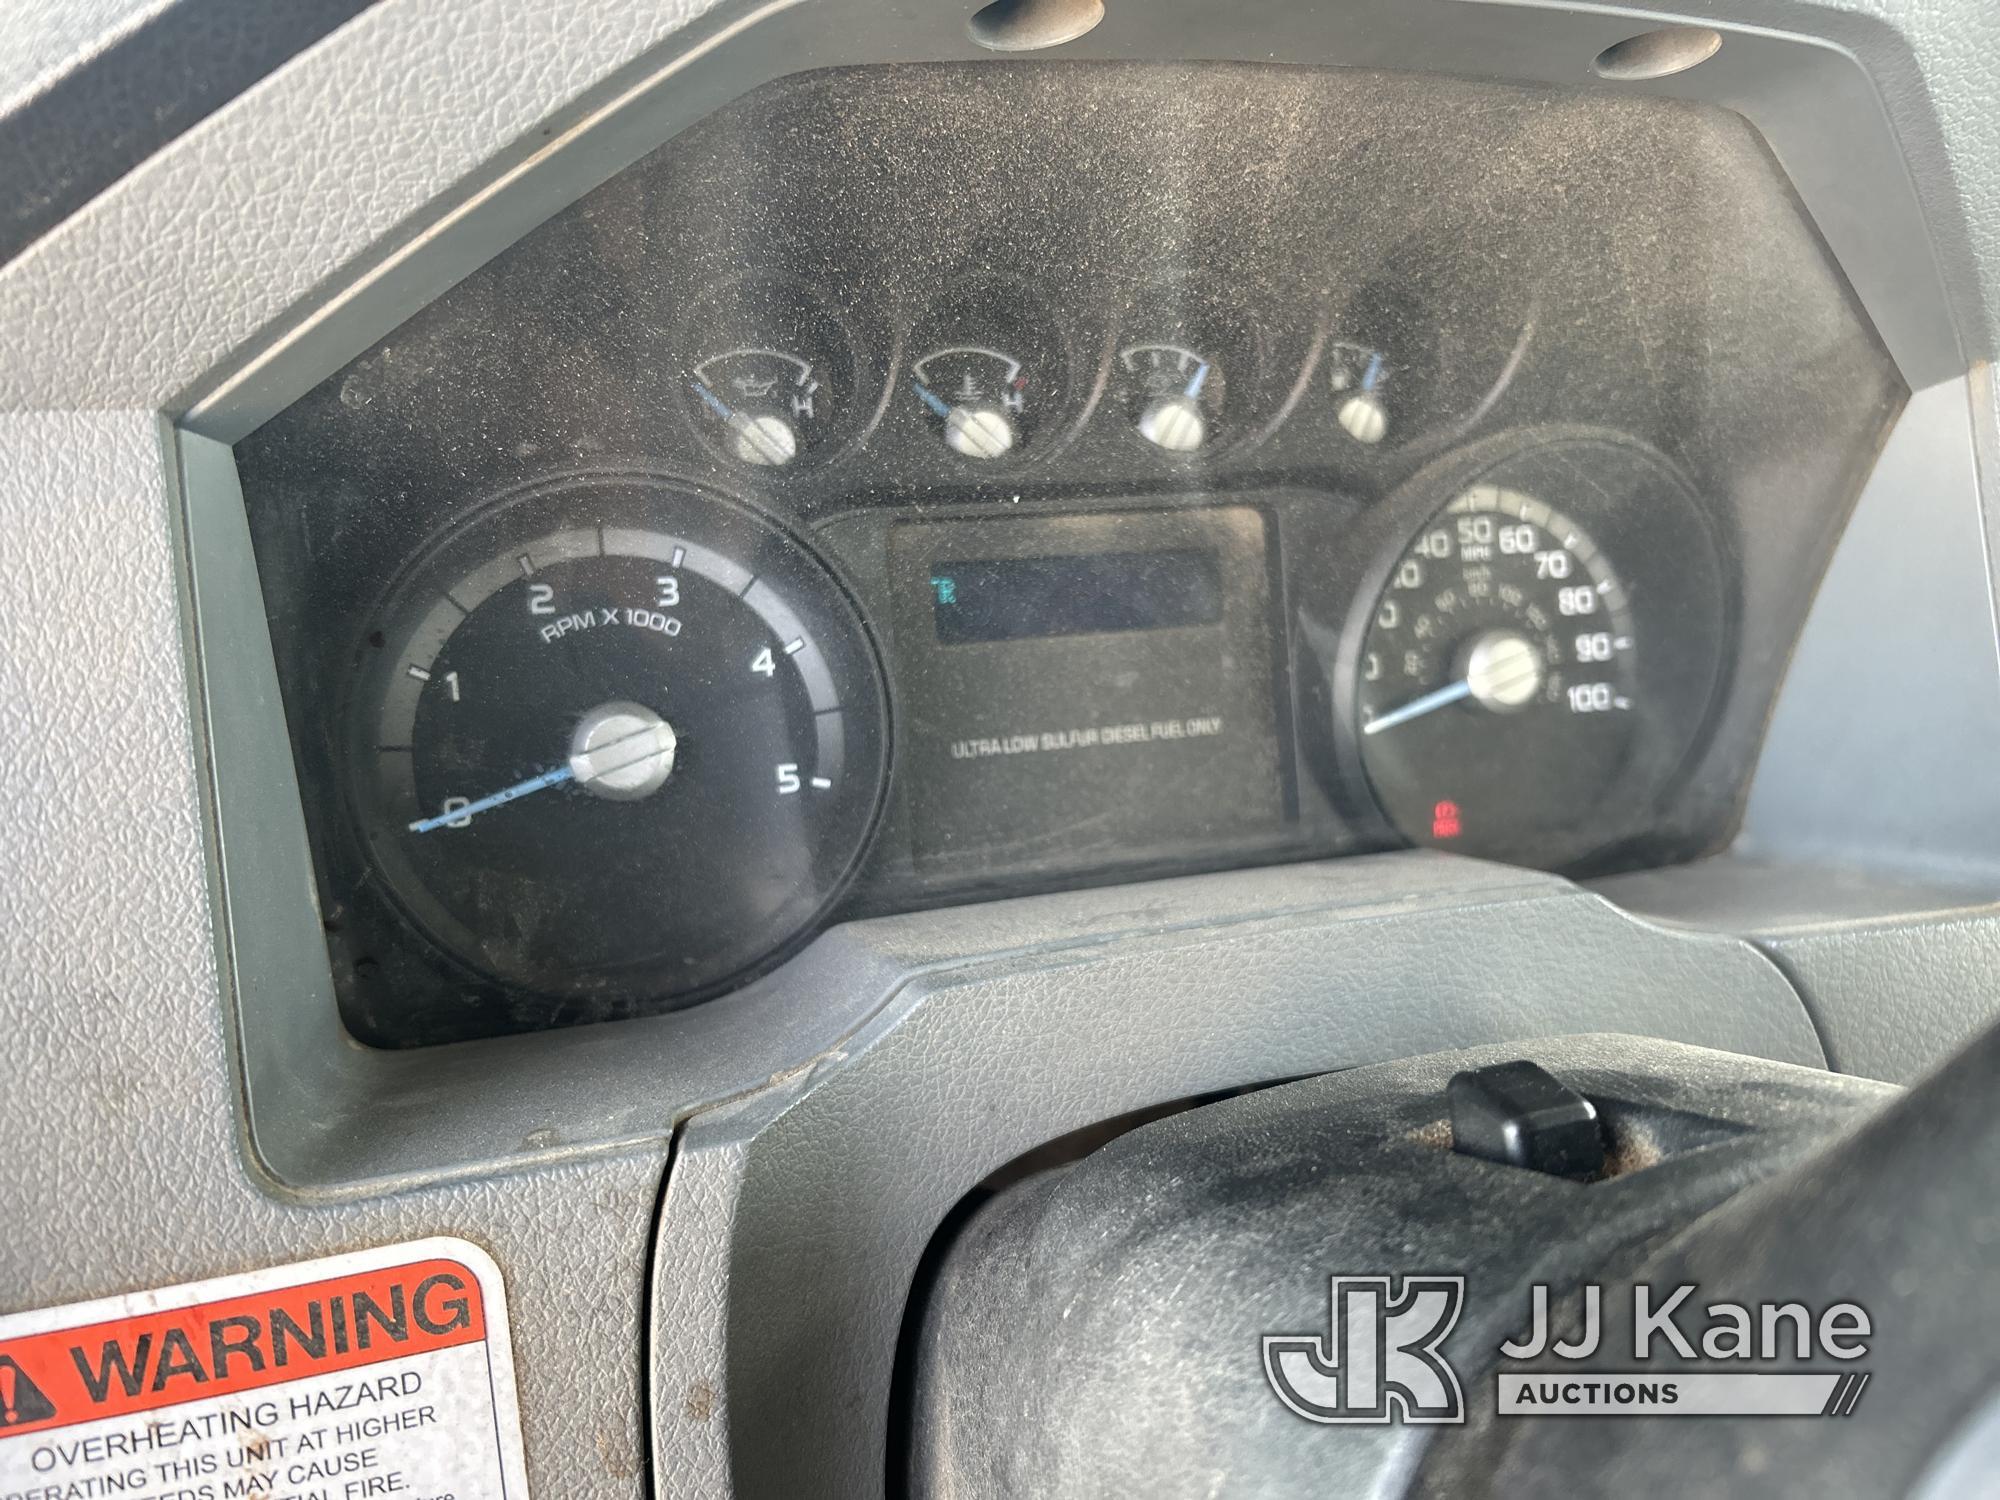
0, 1238, 528, 1500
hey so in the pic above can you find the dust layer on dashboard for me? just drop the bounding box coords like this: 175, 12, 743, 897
232, 62, 1903, 1045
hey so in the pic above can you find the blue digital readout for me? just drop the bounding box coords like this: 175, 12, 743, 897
930, 549, 1224, 645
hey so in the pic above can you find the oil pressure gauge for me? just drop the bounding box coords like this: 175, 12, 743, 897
680, 275, 868, 470
347, 473, 889, 1006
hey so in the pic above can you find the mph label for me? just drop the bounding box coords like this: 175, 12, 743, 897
0, 1239, 528, 1500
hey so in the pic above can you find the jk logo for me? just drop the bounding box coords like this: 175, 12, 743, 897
1263, 1275, 1467, 1424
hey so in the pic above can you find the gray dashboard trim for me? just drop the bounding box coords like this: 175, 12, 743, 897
1741, 378, 2000, 882
1598, 376, 2000, 1086
649, 856, 1828, 1497
0, 408, 668, 1488
159, 0, 1997, 1198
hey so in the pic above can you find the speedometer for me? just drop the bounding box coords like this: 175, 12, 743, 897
346, 472, 889, 1010
1339, 431, 1729, 868
1357, 486, 1639, 855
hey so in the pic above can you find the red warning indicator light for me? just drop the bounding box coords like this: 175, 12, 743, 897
1431, 800, 1463, 840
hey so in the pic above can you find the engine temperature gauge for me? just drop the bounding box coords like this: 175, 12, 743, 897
907, 279, 1070, 463
910, 345, 1032, 460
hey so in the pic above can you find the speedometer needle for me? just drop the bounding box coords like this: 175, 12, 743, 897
1362, 678, 1472, 736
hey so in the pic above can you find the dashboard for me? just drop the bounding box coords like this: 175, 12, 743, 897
234, 62, 1900, 1045
15, 3, 2000, 1498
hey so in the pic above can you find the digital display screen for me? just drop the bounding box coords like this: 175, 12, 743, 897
928, 550, 1225, 644
888, 507, 1289, 880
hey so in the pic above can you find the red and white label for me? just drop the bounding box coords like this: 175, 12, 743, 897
0, 1238, 528, 1500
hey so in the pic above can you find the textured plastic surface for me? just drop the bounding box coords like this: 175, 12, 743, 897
0, 409, 667, 1487
0, 0, 377, 265
648, 857, 1828, 1497
907, 1035, 1893, 1498
1422, 1014, 2000, 1496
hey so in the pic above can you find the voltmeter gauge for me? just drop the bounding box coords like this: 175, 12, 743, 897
346, 473, 889, 1006
1326, 340, 1393, 446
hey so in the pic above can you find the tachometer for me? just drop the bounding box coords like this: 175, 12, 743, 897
347, 473, 889, 1006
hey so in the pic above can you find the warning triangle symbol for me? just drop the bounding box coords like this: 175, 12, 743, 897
0, 1355, 57, 1427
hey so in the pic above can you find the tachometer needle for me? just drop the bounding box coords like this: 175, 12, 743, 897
1183, 360, 1211, 400
409, 765, 574, 833
408, 715, 678, 833
1363, 678, 1472, 736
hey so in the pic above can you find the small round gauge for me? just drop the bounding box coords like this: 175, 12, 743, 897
1117, 341, 1227, 454
1342, 432, 1727, 867
906, 279, 1071, 463
1327, 232, 1534, 455
1113, 290, 1260, 456
680, 276, 867, 470
1112, 290, 1267, 457
348, 473, 889, 1006
1325, 340, 1393, 447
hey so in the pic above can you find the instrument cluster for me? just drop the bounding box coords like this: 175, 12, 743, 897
233, 62, 1902, 1044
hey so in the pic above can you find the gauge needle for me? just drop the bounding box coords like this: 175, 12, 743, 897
1362, 678, 1472, 736
911, 379, 953, 419
691, 380, 794, 466
1183, 360, 1210, 400
408, 719, 675, 833
409, 765, 574, 833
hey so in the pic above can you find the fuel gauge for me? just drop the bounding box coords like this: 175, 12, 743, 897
680, 275, 867, 471
1118, 343, 1221, 453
